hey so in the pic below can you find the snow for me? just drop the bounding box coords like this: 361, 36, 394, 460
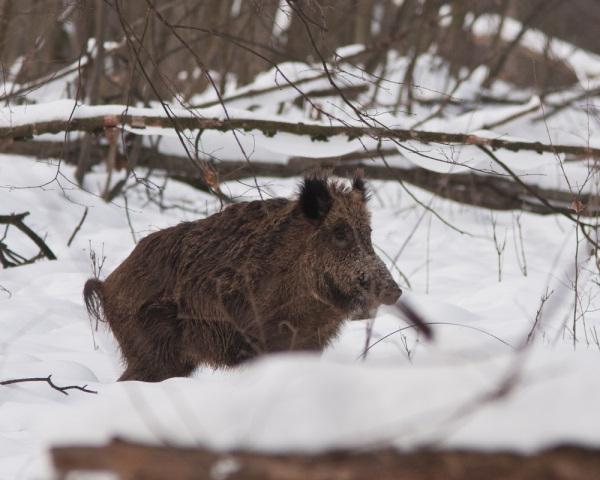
189, 59, 368, 111
3, 94, 599, 183
420, 96, 542, 133
3, 31, 600, 479
471, 14, 600, 82
335, 44, 366, 58
254, 132, 362, 158
2, 150, 600, 478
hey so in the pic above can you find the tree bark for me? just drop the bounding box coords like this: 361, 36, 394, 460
2, 140, 596, 217
3, 108, 600, 159
51, 438, 600, 480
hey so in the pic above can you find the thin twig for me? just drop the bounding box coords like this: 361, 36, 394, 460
358, 321, 513, 360
0, 212, 56, 265
122, 192, 137, 244
526, 289, 553, 344
0, 375, 97, 395
67, 207, 89, 247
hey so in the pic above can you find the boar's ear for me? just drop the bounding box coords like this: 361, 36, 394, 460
352, 169, 369, 202
299, 175, 332, 221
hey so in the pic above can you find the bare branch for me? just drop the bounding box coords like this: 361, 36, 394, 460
67, 207, 89, 247
1, 375, 97, 395
3, 108, 600, 159
0, 212, 56, 266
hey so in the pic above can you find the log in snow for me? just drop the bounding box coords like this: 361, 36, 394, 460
51, 439, 600, 480
2, 101, 600, 159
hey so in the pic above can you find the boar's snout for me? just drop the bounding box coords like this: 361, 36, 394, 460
379, 282, 402, 305
361, 257, 402, 306
375, 258, 402, 305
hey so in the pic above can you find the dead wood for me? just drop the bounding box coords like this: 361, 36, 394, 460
0, 212, 56, 267
51, 438, 600, 480
1, 140, 596, 217
0, 375, 96, 395
3, 108, 600, 159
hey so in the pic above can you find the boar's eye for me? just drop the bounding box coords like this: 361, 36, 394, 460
333, 223, 352, 248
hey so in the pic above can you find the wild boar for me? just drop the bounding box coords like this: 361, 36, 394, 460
84, 173, 402, 381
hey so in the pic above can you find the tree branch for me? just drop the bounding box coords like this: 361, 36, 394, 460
2, 105, 600, 159
67, 207, 89, 247
1, 375, 97, 395
0, 212, 56, 267
3, 140, 598, 217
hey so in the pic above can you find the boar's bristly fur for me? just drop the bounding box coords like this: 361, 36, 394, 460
83, 173, 402, 382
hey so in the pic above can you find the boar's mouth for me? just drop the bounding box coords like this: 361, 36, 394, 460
324, 272, 363, 311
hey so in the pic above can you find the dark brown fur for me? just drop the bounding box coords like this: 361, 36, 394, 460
84, 174, 401, 382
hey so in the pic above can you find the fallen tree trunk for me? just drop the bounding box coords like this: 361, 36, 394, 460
176, 159, 595, 216
51, 438, 600, 480
2, 104, 600, 159
1, 140, 595, 216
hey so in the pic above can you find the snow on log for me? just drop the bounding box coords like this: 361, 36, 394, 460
2, 101, 600, 159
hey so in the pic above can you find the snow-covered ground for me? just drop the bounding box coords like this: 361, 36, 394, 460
3, 23, 600, 477
2, 148, 600, 479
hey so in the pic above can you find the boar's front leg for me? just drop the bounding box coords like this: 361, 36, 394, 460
175, 270, 267, 368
